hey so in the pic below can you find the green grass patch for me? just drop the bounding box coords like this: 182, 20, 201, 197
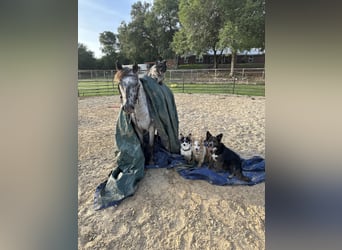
166, 82, 264, 96
78, 81, 119, 97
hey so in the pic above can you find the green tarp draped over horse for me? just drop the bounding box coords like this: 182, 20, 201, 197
94, 76, 180, 210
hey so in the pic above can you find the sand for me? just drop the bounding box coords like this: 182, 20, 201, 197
78, 93, 265, 249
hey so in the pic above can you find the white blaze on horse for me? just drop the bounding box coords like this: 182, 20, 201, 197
114, 62, 155, 165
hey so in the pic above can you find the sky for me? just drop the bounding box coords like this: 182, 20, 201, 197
78, 0, 153, 59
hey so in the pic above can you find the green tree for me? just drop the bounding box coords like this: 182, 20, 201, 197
174, 0, 225, 68
99, 31, 118, 56
98, 31, 118, 69
152, 0, 179, 59
117, 0, 179, 63
219, 0, 265, 75
78, 43, 96, 69
117, 2, 158, 62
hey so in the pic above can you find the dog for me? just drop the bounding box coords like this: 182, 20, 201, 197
205, 131, 250, 182
180, 133, 192, 163
147, 59, 167, 85
191, 136, 207, 167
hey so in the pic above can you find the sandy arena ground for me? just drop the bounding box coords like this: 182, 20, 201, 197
78, 93, 265, 249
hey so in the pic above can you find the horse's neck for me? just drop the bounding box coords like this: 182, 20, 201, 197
134, 81, 150, 117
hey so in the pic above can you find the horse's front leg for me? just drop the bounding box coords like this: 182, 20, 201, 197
147, 125, 155, 165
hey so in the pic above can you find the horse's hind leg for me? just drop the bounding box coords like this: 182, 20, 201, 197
146, 125, 155, 165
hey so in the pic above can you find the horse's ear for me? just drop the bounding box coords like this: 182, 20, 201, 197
132, 63, 139, 73
116, 61, 123, 70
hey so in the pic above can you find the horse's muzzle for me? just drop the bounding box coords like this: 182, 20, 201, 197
123, 103, 134, 114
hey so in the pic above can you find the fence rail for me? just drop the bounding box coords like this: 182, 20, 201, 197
78, 68, 265, 97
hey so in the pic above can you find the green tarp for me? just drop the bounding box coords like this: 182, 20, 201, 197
94, 76, 180, 210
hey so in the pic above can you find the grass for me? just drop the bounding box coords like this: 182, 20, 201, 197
165, 82, 265, 96
78, 81, 119, 97
78, 80, 265, 97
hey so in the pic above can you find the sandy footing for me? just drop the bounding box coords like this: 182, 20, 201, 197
78, 94, 265, 249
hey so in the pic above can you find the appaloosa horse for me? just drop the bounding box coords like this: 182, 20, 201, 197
114, 62, 155, 164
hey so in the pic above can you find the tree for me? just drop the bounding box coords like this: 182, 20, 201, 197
174, 0, 225, 68
99, 31, 118, 56
78, 43, 96, 69
171, 28, 189, 67
172, 0, 264, 71
219, 0, 265, 76
98, 31, 119, 69
117, 2, 158, 62
152, 0, 180, 59
117, 0, 179, 63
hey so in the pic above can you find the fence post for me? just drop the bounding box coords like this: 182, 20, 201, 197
232, 75, 236, 94
215, 68, 217, 84
182, 71, 185, 93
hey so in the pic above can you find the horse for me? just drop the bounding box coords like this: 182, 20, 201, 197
114, 62, 155, 165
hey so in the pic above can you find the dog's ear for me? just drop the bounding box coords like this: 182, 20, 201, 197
217, 133, 223, 142
161, 60, 167, 72
116, 61, 123, 71
206, 131, 212, 139
132, 62, 139, 73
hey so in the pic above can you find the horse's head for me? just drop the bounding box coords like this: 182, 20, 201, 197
115, 62, 140, 114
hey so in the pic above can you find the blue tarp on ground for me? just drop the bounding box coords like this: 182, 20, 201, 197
146, 143, 265, 186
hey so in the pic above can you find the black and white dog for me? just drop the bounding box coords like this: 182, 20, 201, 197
205, 131, 250, 182
147, 60, 167, 85
180, 133, 193, 163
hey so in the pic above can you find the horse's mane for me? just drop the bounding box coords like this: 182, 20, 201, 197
114, 67, 136, 82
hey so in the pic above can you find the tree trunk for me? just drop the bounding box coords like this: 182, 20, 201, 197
218, 50, 223, 67
213, 49, 217, 69
229, 51, 236, 77
175, 54, 179, 69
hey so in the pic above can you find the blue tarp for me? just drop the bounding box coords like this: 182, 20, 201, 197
94, 142, 265, 210
146, 143, 265, 186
